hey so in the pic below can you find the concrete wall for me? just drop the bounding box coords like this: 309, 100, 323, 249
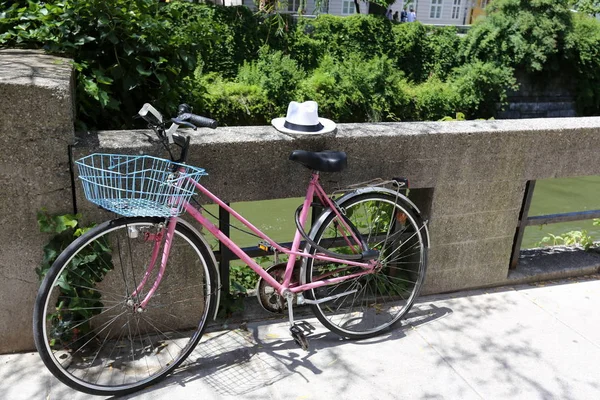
1, 51, 600, 353
83, 118, 600, 296
0, 50, 75, 353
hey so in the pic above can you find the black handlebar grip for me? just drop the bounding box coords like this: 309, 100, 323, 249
179, 113, 218, 129
177, 103, 192, 115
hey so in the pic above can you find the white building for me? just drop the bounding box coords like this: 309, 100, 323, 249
237, 0, 473, 26
394, 1, 472, 25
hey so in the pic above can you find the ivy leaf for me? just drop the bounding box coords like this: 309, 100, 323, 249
154, 72, 167, 85
123, 42, 134, 56
136, 64, 152, 77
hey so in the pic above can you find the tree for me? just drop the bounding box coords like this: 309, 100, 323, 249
461, 0, 573, 73
570, 0, 600, 16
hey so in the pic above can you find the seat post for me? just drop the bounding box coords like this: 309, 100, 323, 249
311, 171, 322, 224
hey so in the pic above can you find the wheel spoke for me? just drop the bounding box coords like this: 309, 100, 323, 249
308, 194, 426, 338
35, 218, 215, 395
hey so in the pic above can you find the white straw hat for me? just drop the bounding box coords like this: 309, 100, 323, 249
271, 101, 336, 135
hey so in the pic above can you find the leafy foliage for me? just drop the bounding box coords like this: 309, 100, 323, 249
3, 0, 600, 126
296, 54, 410, 122
570, 0, 600, 16
37, 211, 113, 347
450, 61, 518, 118
461, 0, 573, 73
237, 46, 306, 117
564, 13, 600, 114
0, 1, 248, 130
536, 230, 596, 250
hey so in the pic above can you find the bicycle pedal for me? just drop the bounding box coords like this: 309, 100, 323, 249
290, 325, 310, 351
291, 321, 315, 335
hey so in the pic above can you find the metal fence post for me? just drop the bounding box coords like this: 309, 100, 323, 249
510, 180, 536, 269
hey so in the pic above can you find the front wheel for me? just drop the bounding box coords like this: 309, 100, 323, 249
33, 217, 218, 396
305, 193, 428, 339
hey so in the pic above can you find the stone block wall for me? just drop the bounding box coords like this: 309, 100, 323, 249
0, 50, 75, 353
498, 71, 577, 119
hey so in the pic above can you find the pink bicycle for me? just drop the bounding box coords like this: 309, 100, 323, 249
33, 104, 429, 396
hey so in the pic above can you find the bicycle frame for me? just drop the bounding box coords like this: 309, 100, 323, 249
187, 171, 376, 291
134, 170, 377, 309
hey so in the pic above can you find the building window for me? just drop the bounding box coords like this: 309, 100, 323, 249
430, 0, 442, 19
342, 0, 355, 14
451, 0, 461, 19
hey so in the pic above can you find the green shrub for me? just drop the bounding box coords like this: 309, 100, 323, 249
166, 3, 270, 79
450, 61, 517, 118
291, 15, 394, 71
405, 77, 458, 121
192, 72, 271, 126
5, 1, 595, 125
297, 54, 410, 122
0, 1, 278, 129
461, 0, 573, 73
391, 22, 434, 82
0, 0, 201, 130
237, 46, 306, 117
565, 13, 600, 115
426, 26, 463, 80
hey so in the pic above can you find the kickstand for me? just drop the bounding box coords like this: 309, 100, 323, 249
286, 292, 315, 351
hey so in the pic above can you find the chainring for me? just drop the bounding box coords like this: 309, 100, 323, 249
256, 261, 300, 314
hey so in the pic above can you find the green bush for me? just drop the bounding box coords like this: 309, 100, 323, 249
5, 1, 597, 125
192, 72, 271, 126
450, 61, 517, 118
166, 3, 272, 79
426, 26, 463, 80
237, 46, 306, 117
297, 54, 411, 122
0, 0, 202, 130
565, 13, 600, 115
461, 0, 573, 73
291, 15, 394, 71
405, 77, 458, 121
0, 1, 278, 129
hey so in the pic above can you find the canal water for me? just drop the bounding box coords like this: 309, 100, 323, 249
206, 176, 600, 250
521, 176, 600, 248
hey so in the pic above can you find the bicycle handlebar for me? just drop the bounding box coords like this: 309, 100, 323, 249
137, 102, 218, 163
177, 113, 218, 129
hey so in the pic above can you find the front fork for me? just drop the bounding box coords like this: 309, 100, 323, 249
127, 218, 178, 312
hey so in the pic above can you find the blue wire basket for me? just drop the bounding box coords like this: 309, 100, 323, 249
76, 154, 208, 217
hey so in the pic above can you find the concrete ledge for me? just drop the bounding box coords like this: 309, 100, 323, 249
508, 247, 600, 285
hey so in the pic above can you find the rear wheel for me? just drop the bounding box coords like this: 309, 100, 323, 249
305, 193, 427, 339
33, 217, 217, 396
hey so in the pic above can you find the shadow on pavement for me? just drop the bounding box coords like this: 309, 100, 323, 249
112, 302, 452, 399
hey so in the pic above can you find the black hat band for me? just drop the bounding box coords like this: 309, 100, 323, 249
284, 120, 324, 132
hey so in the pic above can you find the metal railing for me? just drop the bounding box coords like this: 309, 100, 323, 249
510, 180, 600, 269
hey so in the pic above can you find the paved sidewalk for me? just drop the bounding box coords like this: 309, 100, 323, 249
2, 275, 600, 400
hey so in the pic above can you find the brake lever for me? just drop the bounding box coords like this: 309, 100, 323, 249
170, 118, 197, 130
164, 118, 196, 145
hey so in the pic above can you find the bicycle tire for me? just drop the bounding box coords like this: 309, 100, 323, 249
33, 217, 218, 396
305, 192, 428, 339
